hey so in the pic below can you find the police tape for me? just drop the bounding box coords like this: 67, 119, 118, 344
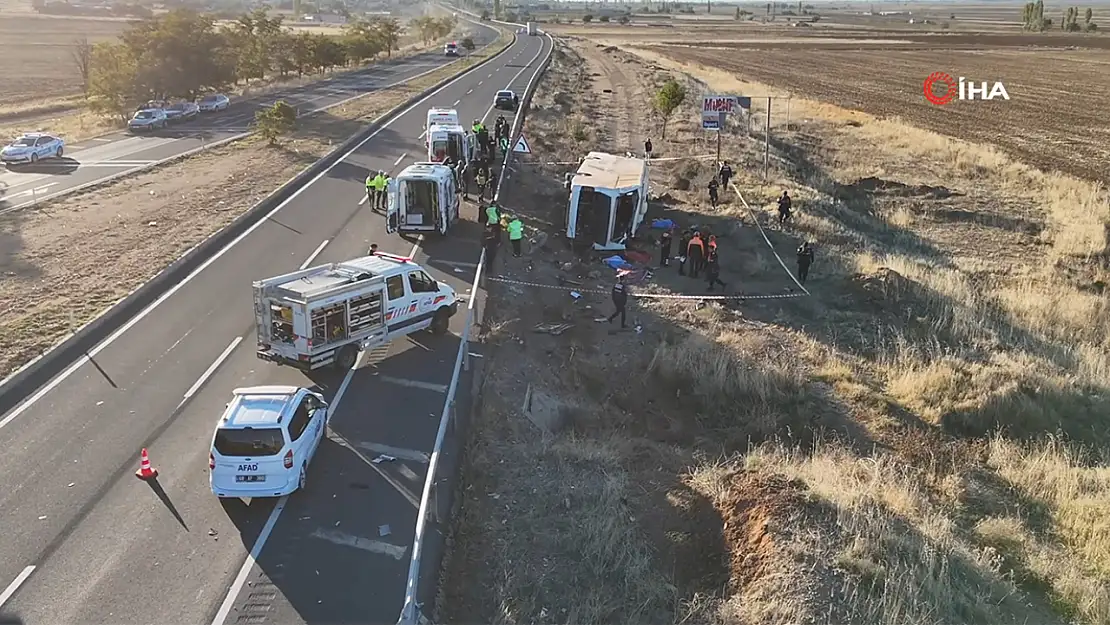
725, 170, 812, 297
485, 276, 808, 300
530, 154, 719, 166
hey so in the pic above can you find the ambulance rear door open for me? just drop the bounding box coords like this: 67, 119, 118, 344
385, 178, 399, 233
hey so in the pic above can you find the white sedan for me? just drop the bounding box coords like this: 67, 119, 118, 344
1, 133, 64, 166
209, 385, 329, 498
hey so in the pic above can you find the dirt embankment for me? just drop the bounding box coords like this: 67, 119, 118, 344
441, 34, 1110, 625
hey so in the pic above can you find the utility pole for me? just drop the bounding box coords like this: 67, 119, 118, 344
763, 97, 771, 180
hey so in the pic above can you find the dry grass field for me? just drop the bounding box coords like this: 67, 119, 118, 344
0, 9, 444, 127
0, 14, 131, 115
547, 20, 1110, 184
441, 20, 1110, 625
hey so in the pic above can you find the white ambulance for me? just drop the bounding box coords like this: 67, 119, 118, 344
386, 162, 460, 237
253, 252, 459, 371
426, 122, 473, 165
425, 107, 459, 131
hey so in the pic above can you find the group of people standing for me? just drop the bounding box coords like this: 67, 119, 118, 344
481, 202, 525, 269
657, 228, 727, 291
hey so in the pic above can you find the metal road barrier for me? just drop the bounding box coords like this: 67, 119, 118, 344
0, 20, 518, 418
395, 20, 555, 625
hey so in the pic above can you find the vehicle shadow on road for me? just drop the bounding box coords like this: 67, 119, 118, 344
4, 158, 79, 176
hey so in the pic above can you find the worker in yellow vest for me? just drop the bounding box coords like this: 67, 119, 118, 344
507, 215, 524, 257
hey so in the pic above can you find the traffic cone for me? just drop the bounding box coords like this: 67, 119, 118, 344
135, 448, 158, 480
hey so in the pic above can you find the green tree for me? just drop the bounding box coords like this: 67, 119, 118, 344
71, 37, 93, 98
121, 10, 236, 98
87, 42, 140, 122
255, 100, 297, 145
461, 36, 476, 54
343, 19, 384, 64
652, 78, 686, 139
599, 14, 609, 21
371, 16, 403, 58
582, 13, 593, 22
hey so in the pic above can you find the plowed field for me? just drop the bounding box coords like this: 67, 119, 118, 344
656, 44, 1110, 183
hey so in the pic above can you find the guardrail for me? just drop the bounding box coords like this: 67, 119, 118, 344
0, 19, 517, 419
395, 21, 556, 625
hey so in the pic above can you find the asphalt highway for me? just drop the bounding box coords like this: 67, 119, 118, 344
0, 27, 550, 625
0, 22, 499, 216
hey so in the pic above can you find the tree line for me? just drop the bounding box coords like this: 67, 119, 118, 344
81, 8, 457, 121
1022, 0, 1098, 31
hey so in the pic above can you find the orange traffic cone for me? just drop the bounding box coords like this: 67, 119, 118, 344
135, 448, 158, 480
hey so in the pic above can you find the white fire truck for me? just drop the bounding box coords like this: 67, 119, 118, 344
386, 162, 460, 236
253, 252, 459, 371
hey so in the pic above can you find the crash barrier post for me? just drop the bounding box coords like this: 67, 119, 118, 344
0, 19, 517, 418
395, 23, 555, 625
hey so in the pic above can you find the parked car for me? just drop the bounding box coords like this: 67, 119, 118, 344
1, 132, 65, 166
128, 108, 167, 132
164, 100, 200, 123
493, 89, 519, 111
136, 99, 168, 112
196, 93, 230, 112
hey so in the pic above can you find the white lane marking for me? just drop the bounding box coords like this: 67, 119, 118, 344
209, 363, 357, 625
301, 239, 330, 269
408, 235, 423, 260
0, 36, 503, 432
355, 441, 429, 463
438, 260, 478, 268
310, 528, 407, 560
2, 29, 503, 215
0, 565, 36, 609
377, 375, 448, 394
393, 153, 407, 167
467, 89, 474, 94
377, 375, 446, 392
487, 73, 493, 78
7, 183, 57, 199
418, 129, 426, 139
452, 98, 460, 106
467, 352, 484, 359
181, 336, 242, 404
478, 43, 546, 126
92, 137, 112, 142
358, 194, 368, 206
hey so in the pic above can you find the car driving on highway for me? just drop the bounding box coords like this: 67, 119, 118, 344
494, 89, 519, 111
128, 108, 167, 132
196, 93, 231, 112
164, 100, 200, 123
209, 385, 328, 498
1, 132, 64, 166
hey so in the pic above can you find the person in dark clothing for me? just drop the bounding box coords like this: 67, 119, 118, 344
606, 276, 629, 328
677, 229, 692, 276
718, 162, 733, 189
777, 191, 793, 225
659, 229, 673, 267
706, 250, 727, 291
796, 241, 814, 285
483, 228, 499, 270
708, 179, 719, 208
687, 232, 705, 279
644, 138, 653, 159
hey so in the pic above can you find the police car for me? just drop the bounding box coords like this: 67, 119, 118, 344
208, 385, 328, 498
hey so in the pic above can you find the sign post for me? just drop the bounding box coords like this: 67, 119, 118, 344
702, 95, 752, 164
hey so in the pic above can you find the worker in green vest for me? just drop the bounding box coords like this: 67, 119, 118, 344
372, 171, 389, 210
485, 203, 499, 227
368, 172, 381, 206
507, 214, 524, 257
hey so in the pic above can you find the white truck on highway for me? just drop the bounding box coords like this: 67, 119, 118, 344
253, 252, 458, 371
386, 162, 461, 236
526, 21, 538, 35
